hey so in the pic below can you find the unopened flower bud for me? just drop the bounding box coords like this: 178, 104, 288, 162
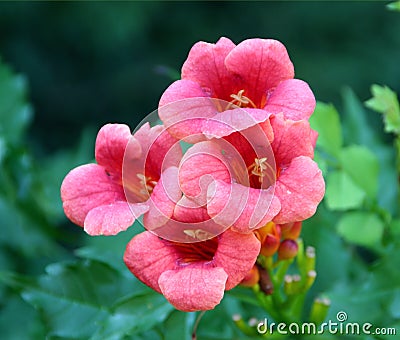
260, 234, 280, 257
248, 318, 258, 327
278, 239, 299, 260
280, 221, 302, 240
258, 265, 274, 295
255, 222, 278, 242
283, 275, 294, 295
309, 296, 331, 325
256, 222, 281, 257
304, 270, 317, 290
305, 246, 316, 272
291, 274, 302, 293
232, 314, 259, 336
240, 265, 260, 287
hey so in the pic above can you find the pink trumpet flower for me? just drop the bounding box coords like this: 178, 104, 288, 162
61, 123, 180, 235
159, 37, 316, 140
124, 229, 261, 312
177, 113, 324, 230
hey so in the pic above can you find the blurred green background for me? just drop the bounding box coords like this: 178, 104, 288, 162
1, 2, 400, 339
0, 1, 399, 153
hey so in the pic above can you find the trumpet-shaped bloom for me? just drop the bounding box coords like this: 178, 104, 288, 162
61, 123, 180, 235
177, 113, 324, 230
159, 37, 316, 141
124, 229, 261, 312
143, 166, 228, 242
269, 113, 324, 223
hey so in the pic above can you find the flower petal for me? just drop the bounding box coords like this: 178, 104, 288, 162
182, 37, 237, 102
172, 196, 227, 241
158, 80, 217, 142
271, 113, 315, 167
173, 196, 210, 223
124, 231, 177, 293
133, 123, 182, 180
207, 180, 281, 233
178, 141, 231, 204
84, 201, 147, 236
214, 122, 275, 176
158, 264, 228, 312
95, 124, 138, 180
225, 39, 294, 108
213, 230, 261, 289
202, 108, 272, 139
273, 156, 325, 224
61, 164, 125, 227
265, 79, 316, 121
143, 167, 182, 232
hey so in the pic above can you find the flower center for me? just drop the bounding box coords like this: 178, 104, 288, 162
183, 229, 215, 241
136, 173, 157, 195
225, 89, 257, 110
173, 237, 219, 265
247, 157, 275, 186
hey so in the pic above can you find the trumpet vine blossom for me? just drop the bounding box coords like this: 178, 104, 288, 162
124, 229, 261, 312
61, 123, 180, 235
60, 36, 326, 313
159, 37, 316, 141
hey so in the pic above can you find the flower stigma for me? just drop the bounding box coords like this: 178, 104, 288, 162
248, 157, 269, 183
136, 173, 157, 195
225, 89, 257, 110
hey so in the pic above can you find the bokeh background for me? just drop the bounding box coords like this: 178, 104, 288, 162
0, 2, 399, 339
0, 1, 399, 153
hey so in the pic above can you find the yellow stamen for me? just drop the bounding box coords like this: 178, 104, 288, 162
247, 157, 276, 185
183, 229, 215, 241
137, 173, 157, 195
248, 157, 268, 183
225, 89, 257, 110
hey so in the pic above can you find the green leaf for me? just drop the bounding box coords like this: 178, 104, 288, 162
341, 87, 379, 149
339, 145, 379, 198
92, 293, 174, 339
374, 145, 398, 215
0, 197, 61, 257
312, 150, 328, 175
310, 102, 342, 157
340, 88, 398, 213
0, 58, 33, 145
196, 298, 244, 340
389, 219, 400, 236
163, 311, 196, 340
302, 211, 355, 293
365, 84, 400, 134
389, 290, 400, 318
0, 259, 172, 339
0, 294, 45, 339
336, 212, 384, 247
34, 127, 96, 222
325, 170, 365, 210
387, 1, 400, 12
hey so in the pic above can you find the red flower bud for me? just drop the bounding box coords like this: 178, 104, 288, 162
240, 265, 260, 287
255, 222, 282, 257
280, 221, 302, 240
278, 239, 299, 260
260, 234, 280, 257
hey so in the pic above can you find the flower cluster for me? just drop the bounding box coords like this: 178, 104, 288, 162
61, 37, 325, 312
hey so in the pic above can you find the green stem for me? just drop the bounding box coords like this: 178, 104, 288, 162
274, 259, 293, 288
